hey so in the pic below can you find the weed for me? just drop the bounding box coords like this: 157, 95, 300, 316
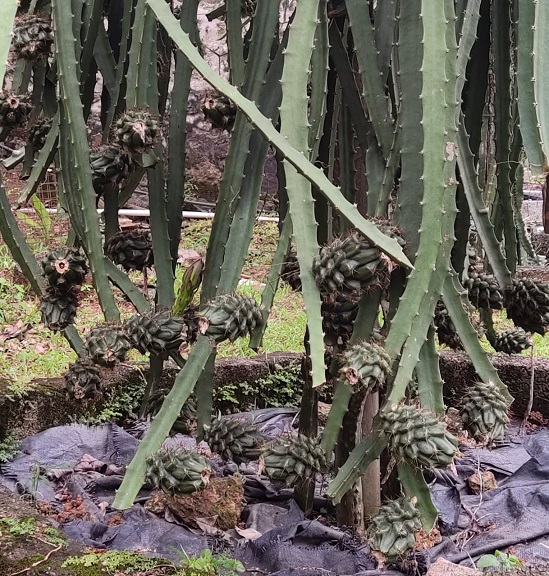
0, 516, 37, 536
42, 526, 67, 546
15, 196, 53, 246
62, 549, 160, 574
177, 549, 245, 576
476, 550, 523, 571
76, 375, 146, 425
61, 548, 245, 575
0, 432, 21, 463
213, 362, 302, 412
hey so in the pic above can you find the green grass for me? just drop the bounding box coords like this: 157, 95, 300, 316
0, 220, 305, 390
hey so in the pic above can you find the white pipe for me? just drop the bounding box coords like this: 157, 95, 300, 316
16, 207, 279, 223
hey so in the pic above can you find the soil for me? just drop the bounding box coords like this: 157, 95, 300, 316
0, 484, 87, 576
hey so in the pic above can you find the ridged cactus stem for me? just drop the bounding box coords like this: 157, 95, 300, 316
442, 272, 513, 404
397, 462, 438, 531
80, 0, 104, 116
18, 119, 59, 205
492, 0, 517, 273
103, 184, 120, 244
416, 326, 445, 416
326, 431, 388, 505
516, 0, 545, 175
216, 0, 283, 292
113, 336, 215, 509
512, 161, 538, 262
386, 0, 452, 362
148, 163, 175, 309
226, 0, 244, 88
167, 0, 199, 263
327, 24, 370, 155
147, 0, 411, 270
455, 0, 481, 99
456, 120, 512, 287
346, 0, 395, 158
104, 259, 151, 314
126, 0, 155, 109
30, 61, 47, 124
52, 0, 120, 322
479, 308, 497, 346
321, 381, 354, 458
307, 4, 329, 156
103, 0, 134, 141
394, 0, 423, 254
531, 1, 549, 171
0, 1, 18, 87
373, 0, 397, 84
249, 216, 292, 349
373, 130, 400, 219
279, 0, 325, 387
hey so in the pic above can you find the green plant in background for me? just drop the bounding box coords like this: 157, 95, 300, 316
177, 549, 245, 576
1, 0, 549, 560
0, 432, 21, 463
476, 550, 524, 572
61, 548, 245, 576
0, 516, 37, 537
62, 549, 161, 574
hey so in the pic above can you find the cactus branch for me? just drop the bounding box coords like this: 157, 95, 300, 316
326, 431, 387, 505
147, 0, 411, 269
113, 336, 216, 509
442, 272, 513, 404
52, 0, 120, 322
533, 1, 549, 170
0, 1, 18, 87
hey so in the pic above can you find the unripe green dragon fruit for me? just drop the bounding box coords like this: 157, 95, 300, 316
322, 293, 358, 347
145, 448, 211, 495
198, 293, 263, 343
339, 341, 391, 393
504, 278, 549, 335
124, 310, 187, 355
202, 93, 237, 132
491, 328, 532, 355
41, 247, 88, 290
40, 287, 78, 331
366, 497, 422, 561
260, 434, 327, 487
90, 145, 134, 195
434, 301, 463, 350
380, 404, 458, 469
115, 108, 158, 152
312, 232, 386, 296
12, 14, 54, 60
460, 381, 509, 442
64, 358, 101, 399
464, 269, 503, 310
28, 117, 52, 151
203, 417, 265, 464
0, 92, 32, 127
105, 229, 154, 272
85, 323, 131, 367
144, 389, 196, 435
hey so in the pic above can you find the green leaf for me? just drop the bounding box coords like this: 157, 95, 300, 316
32, 195, 52, 237
476, 555, 501, 569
